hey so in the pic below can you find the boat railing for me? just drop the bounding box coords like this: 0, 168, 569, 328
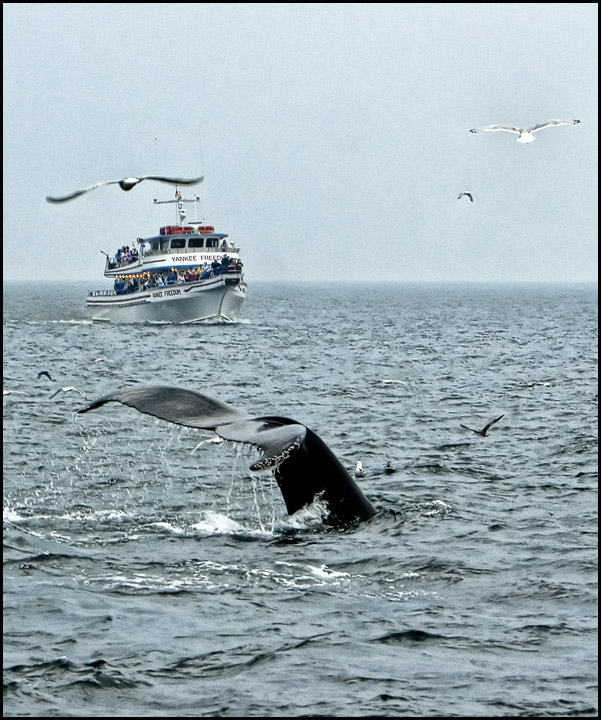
143, 245, 240, 257
105, 257, 143, 272
89, 289, 117, 297
89, 270, 244, 298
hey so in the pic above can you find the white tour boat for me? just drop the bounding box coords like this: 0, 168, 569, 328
86, 188, 246, 323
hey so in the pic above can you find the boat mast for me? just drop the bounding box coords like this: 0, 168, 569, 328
153, 186, 201, 225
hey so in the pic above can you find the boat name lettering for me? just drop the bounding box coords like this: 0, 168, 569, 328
173, 253, 228, 262
152, 289, 182, 298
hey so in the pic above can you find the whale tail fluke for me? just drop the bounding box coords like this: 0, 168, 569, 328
79, 384, 377, 527
79, 385, 247, 429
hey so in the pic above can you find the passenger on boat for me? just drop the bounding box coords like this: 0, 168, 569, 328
167, 270, 177, 285
115, 246, 138, 266
157, 275, 165, 287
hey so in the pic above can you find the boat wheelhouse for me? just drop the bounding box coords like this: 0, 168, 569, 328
86, 188, 246, 323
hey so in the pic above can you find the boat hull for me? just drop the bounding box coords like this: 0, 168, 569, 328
86, 276, 246, 324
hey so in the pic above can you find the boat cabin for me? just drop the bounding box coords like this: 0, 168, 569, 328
144, 225, 237, 254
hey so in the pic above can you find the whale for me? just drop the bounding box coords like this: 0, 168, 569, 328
78, 385, 377, 528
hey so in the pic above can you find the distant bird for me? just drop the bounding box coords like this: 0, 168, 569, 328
49, 386, 88, 400
469, 119, 580, 144
457, 192, 473, 202
384, 459, 396, 474
46, 175, 204, 203
37, 371, 54, 381
355, 459, 366, 478
190, 435, 224, 455
460, 415, 504, 437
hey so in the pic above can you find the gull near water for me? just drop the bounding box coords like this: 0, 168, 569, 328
49, 386, 89, 400
460, 414, 504, 437
46, 175, 204, 203
469, 119, 580, 144
457, 192, 473, 202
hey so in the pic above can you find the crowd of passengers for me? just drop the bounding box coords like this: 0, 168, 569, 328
111, 246, 139, 267
113, 255, 243, 294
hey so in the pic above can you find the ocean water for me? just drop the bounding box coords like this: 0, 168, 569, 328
3, 280, 598, 717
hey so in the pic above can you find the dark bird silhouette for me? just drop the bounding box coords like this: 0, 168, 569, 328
37, 371, 54, 381
46, 175, 204, 203
457, 192, 473, 202
469, 119, 580, 144
460, 415, 504, 437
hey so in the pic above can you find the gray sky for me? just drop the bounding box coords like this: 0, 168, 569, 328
3, 3, 598, 284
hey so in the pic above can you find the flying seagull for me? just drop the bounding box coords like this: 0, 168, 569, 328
469, 119, 580, 144
460, 414, 504, 437
190, 435, 224, 455
37, 371, 54, 381
49, 386, 88, 400
457, 192, 473, 202
46, 175, 204, 203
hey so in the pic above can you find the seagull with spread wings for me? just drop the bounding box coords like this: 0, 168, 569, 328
46, 175, 204, 203
49, 386, 88, 400
460, 415, 504, 437
469, 119, 580, 144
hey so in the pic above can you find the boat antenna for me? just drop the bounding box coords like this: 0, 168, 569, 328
192, 194, 202, 223
153, 186, 200, 225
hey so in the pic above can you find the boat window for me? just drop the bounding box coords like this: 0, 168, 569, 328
170, 238, 186, 249
206, 237, 218, 248
188, 238, 205, 248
